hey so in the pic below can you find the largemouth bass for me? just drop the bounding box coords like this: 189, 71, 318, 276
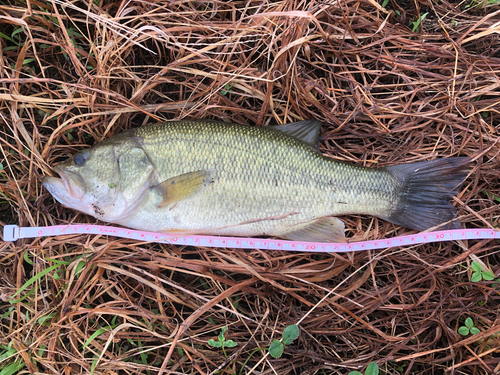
43, 120, 470, 242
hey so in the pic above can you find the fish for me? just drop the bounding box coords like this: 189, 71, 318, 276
42, 120, 471, 243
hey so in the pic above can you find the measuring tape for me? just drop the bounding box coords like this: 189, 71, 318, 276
3, 224, 498, 252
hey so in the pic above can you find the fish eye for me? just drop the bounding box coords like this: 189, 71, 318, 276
74, 151, 88, 166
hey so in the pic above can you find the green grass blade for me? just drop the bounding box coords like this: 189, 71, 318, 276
0, 361, 25, 375
9, 264, 61, 303
83, 324, 120, 349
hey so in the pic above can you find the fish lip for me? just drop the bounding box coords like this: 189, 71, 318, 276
53, 165, 71, 194
44, 166, 85, 200
42, 173, 70, 208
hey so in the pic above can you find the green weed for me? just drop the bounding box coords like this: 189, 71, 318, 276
208, 326, 237, 358
238, 324, 300, 375
349, 361, 379, 375
471, 261, 495, 282
221, 83, 234, 96
0, 342, 25, 375
268, 324, 300, 358
483, 190, 500, 203
458, 317, 480, 336
465, 0, 500, 9
411, 13, 428, 32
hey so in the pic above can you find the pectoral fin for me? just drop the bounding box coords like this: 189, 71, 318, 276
153, 169, 216, 207
281, 217, 346, 243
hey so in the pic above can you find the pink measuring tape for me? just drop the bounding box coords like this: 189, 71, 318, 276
3, 224, 498, 252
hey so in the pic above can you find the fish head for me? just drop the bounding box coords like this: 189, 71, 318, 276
43, 139, 154, 222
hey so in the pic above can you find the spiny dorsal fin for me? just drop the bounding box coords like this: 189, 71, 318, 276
152, 169, 216, 207
281, 217, 346, 243
270, 119, 323, 149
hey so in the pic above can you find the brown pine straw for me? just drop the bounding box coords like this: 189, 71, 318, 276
0, 0, 499, 374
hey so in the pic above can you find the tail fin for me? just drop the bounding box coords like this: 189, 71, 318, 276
384, 157, 471, 231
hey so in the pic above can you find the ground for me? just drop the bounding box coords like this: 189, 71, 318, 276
0, 0, 499, 374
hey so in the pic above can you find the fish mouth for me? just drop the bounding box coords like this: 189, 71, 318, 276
43, 166, 86, 204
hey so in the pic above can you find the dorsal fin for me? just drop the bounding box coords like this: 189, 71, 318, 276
270, 119, 323, 149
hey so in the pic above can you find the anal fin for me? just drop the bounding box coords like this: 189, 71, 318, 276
153, 169, 216, 207
281, 217, 346, 243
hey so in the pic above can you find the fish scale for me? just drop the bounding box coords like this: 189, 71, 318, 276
122, 121, 392, 236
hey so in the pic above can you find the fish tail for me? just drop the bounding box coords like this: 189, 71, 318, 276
383, 157, 471, 231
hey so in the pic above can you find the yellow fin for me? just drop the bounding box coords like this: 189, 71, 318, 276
153, 169, 216, 207
281, 217, 346, 243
